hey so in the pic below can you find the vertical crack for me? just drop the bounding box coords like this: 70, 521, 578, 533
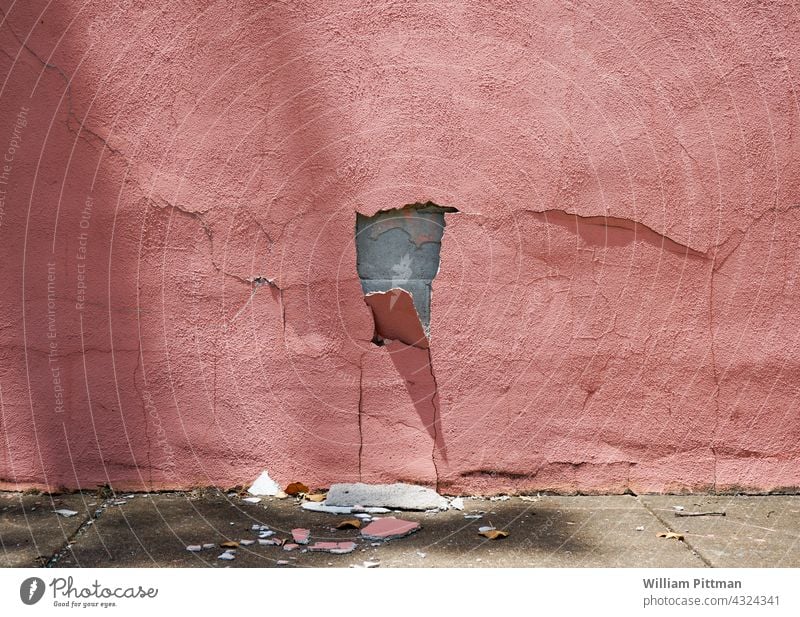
357, 358, 364, 482
708, 261, 719, 493
426, 348, 441, 492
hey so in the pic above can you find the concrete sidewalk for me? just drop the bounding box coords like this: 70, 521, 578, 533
1, 491, 798, 568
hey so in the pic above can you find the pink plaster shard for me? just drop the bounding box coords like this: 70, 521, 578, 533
360, 517, 421, 541
364, 289, 429, 349
308, 541, 357, 554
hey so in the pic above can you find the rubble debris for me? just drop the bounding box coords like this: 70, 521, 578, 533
54, 509, 79, 517
672, 505, 685, 511
464, 514, 483, 520
202, 543, 216, 549
186, 545, 202, 552
363, 560, 380, 568
291, 529, 310, 545
259, 530, 275, 538
283, 543, 299, 551
635, 526, 645, 532
326, 483, 448, 511
490, 495, 510, 502
449, 497, 465, 510
479, 529, 509, 540
354, 513, 372, 519
242, 497, 261, 504
275, 491, 289, 499
259, 538, 284, 546
308, 541, 357, 554
248, 470, 281, 496
285, 482, 310, 496
478, 526, 495, 533
674, 511, 726, 517
218, 551, 236, 561
361, 517, 421, 541
301, 502, 390, 515
519, 496, 540, 502
336, 519, 362, 530
239, 539, 255, 546
276, 560, 290, 566
250, 524, 261, 531
304, 493, 327, 502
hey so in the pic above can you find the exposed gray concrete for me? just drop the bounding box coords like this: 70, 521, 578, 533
326, 482, 449, 511
0, 493, 92, 567
640, 495, 800, 567
356, 203, 455, 334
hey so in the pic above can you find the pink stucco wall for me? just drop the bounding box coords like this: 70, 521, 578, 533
1, 1, 799, 494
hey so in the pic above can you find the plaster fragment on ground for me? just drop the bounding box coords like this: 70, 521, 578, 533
363, 560, 380, 568
360, 517, 421, 541
449, 497, 465, 510
239, 539, 255, 546
186, 545, 202, 552
291, 528, 310, 544
248, 470, 281, 496
464, 514, 482, 520
301, 501, 390, 515
202, 543, 216, 549
242, 497, 261, 504
672, 505, 685, 511
478, 526, 495, 533
283, 543, 299, 551
259, 538, 283, 546
327, 483, 448, 511
218, 551, 236, 560
635, 526, 645, 532
276, 560, 290, 566
490, 495, 510, 502
308, 541, 357, 554
54, 509, 79, 517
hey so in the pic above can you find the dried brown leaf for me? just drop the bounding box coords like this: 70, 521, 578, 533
285, 482, 309, 496
220, 541, 239, 548
657, 532, 684, 541
479, 529, 509, 540
305, 493, 327, 502
336, 519, 362, 530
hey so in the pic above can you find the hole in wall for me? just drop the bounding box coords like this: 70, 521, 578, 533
355, 202, 457, 346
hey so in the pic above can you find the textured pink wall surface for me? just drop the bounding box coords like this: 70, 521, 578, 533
1, 1, 799, 494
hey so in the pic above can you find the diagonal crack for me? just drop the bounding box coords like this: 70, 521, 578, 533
527, 208, 707, 258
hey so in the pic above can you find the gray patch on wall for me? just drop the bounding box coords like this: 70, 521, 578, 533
356, 202, 457, 336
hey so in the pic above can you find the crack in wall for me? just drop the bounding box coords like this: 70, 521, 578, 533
357, 357, 364, 482
527, 208, 707, 258
426, 347, 441, 492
